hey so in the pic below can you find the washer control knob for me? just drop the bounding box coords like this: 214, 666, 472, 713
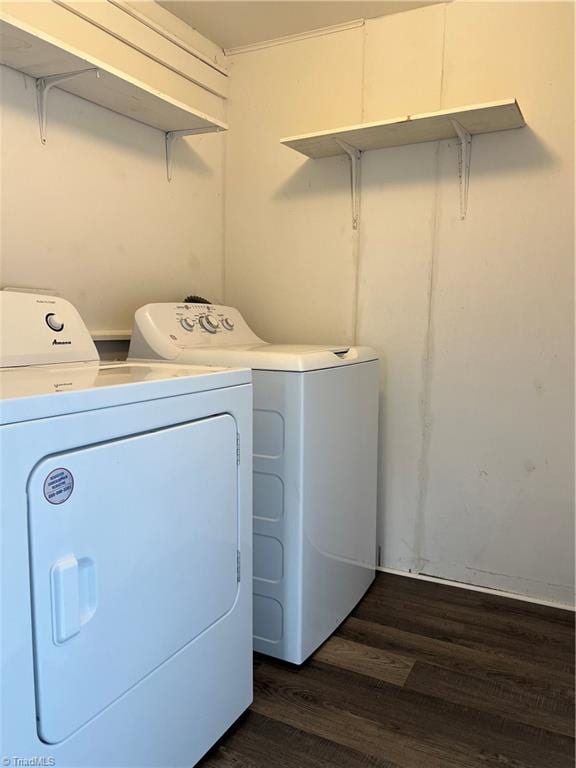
179, 317, 195, 331
221, 317, 235, 331
45, 313, 64, 332
199, 314, 219, 333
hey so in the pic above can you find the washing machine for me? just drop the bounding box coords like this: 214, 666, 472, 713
129, 302, 379, 664
0, 292, 253, 767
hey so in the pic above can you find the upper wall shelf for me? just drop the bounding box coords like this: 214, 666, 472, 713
280, 100, 525, 158
0, 17, 228, 135
281, 99, 525, 224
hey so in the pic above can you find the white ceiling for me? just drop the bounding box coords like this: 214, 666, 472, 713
159, 1, 441, 51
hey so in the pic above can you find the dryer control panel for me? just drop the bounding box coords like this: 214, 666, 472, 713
0, 292, 99, 368
129, 303, 263, 360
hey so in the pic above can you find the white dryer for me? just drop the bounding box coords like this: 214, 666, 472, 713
129, 302, 379, 664
1, 292, 253, 767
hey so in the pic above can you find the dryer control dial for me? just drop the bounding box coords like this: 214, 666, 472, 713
221, 317, 235, 331
199, 315, 219, 333
45, 313, 64, 332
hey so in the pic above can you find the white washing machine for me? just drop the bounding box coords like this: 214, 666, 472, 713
1, 292, 253, 767
129, 302, 379, 664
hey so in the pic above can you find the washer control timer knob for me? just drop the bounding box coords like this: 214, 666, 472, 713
179, 317, 195, 331
221, 317, 235, 331
45, 313, 64, 332
199, 314, 219, 333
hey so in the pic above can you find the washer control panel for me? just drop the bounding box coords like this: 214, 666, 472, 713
131, 303, 262, 351
174, 307, 236, 336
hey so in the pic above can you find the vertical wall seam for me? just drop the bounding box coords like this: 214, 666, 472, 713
438, 2, 448, 109
413, 3, 448, 571
351, 20, 367, 346
221, 127, 228, 302
360, 20, 366, 122
221, 58, 230, 303
414, 143, 441, 571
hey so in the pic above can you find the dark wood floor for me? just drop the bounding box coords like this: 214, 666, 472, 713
201, 573, 575, 768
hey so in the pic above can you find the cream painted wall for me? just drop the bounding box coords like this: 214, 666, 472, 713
224, 2, 575, 605
0, 63, 224, 331
224, 27, 363, 341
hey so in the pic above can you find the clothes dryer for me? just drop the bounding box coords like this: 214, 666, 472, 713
1, 292, 252, 767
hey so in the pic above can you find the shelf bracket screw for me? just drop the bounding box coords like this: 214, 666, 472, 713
451, 119, 472, 220
36, 68, 99, 144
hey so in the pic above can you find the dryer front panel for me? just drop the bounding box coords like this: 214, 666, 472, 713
27, 414, 239, 744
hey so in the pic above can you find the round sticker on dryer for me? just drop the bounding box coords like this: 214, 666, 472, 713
43, 468, 74, 504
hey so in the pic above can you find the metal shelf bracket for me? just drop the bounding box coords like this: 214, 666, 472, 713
165, 127, 224, 182
334, 138, 362, 230
36, 68, 99, 144
451, 118, 472, 220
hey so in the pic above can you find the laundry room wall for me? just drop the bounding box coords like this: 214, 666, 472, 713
224, 23, 363, 343
224, 1, 575, 606
0, 9, 226, 334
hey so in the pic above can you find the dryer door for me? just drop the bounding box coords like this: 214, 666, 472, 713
28, 414, 239, 744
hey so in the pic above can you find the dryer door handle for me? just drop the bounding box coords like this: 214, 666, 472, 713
51, 555, 81, 644
51, 555, 97, 644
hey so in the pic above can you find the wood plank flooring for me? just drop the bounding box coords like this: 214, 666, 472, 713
200, 573, 575, 768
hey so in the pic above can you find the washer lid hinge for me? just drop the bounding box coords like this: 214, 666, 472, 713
237, 550, 241, 582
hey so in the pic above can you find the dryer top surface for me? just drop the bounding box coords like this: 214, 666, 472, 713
0, 361, 250, 425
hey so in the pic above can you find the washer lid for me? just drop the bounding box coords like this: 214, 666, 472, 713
0, 361, 250, 425
172, 344, 378, 372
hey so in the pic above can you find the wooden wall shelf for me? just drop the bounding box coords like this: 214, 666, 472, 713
0, 16, 227, 135
0, 14, 227, 179
280, 100, 525, 159
281, 100, 526, 222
